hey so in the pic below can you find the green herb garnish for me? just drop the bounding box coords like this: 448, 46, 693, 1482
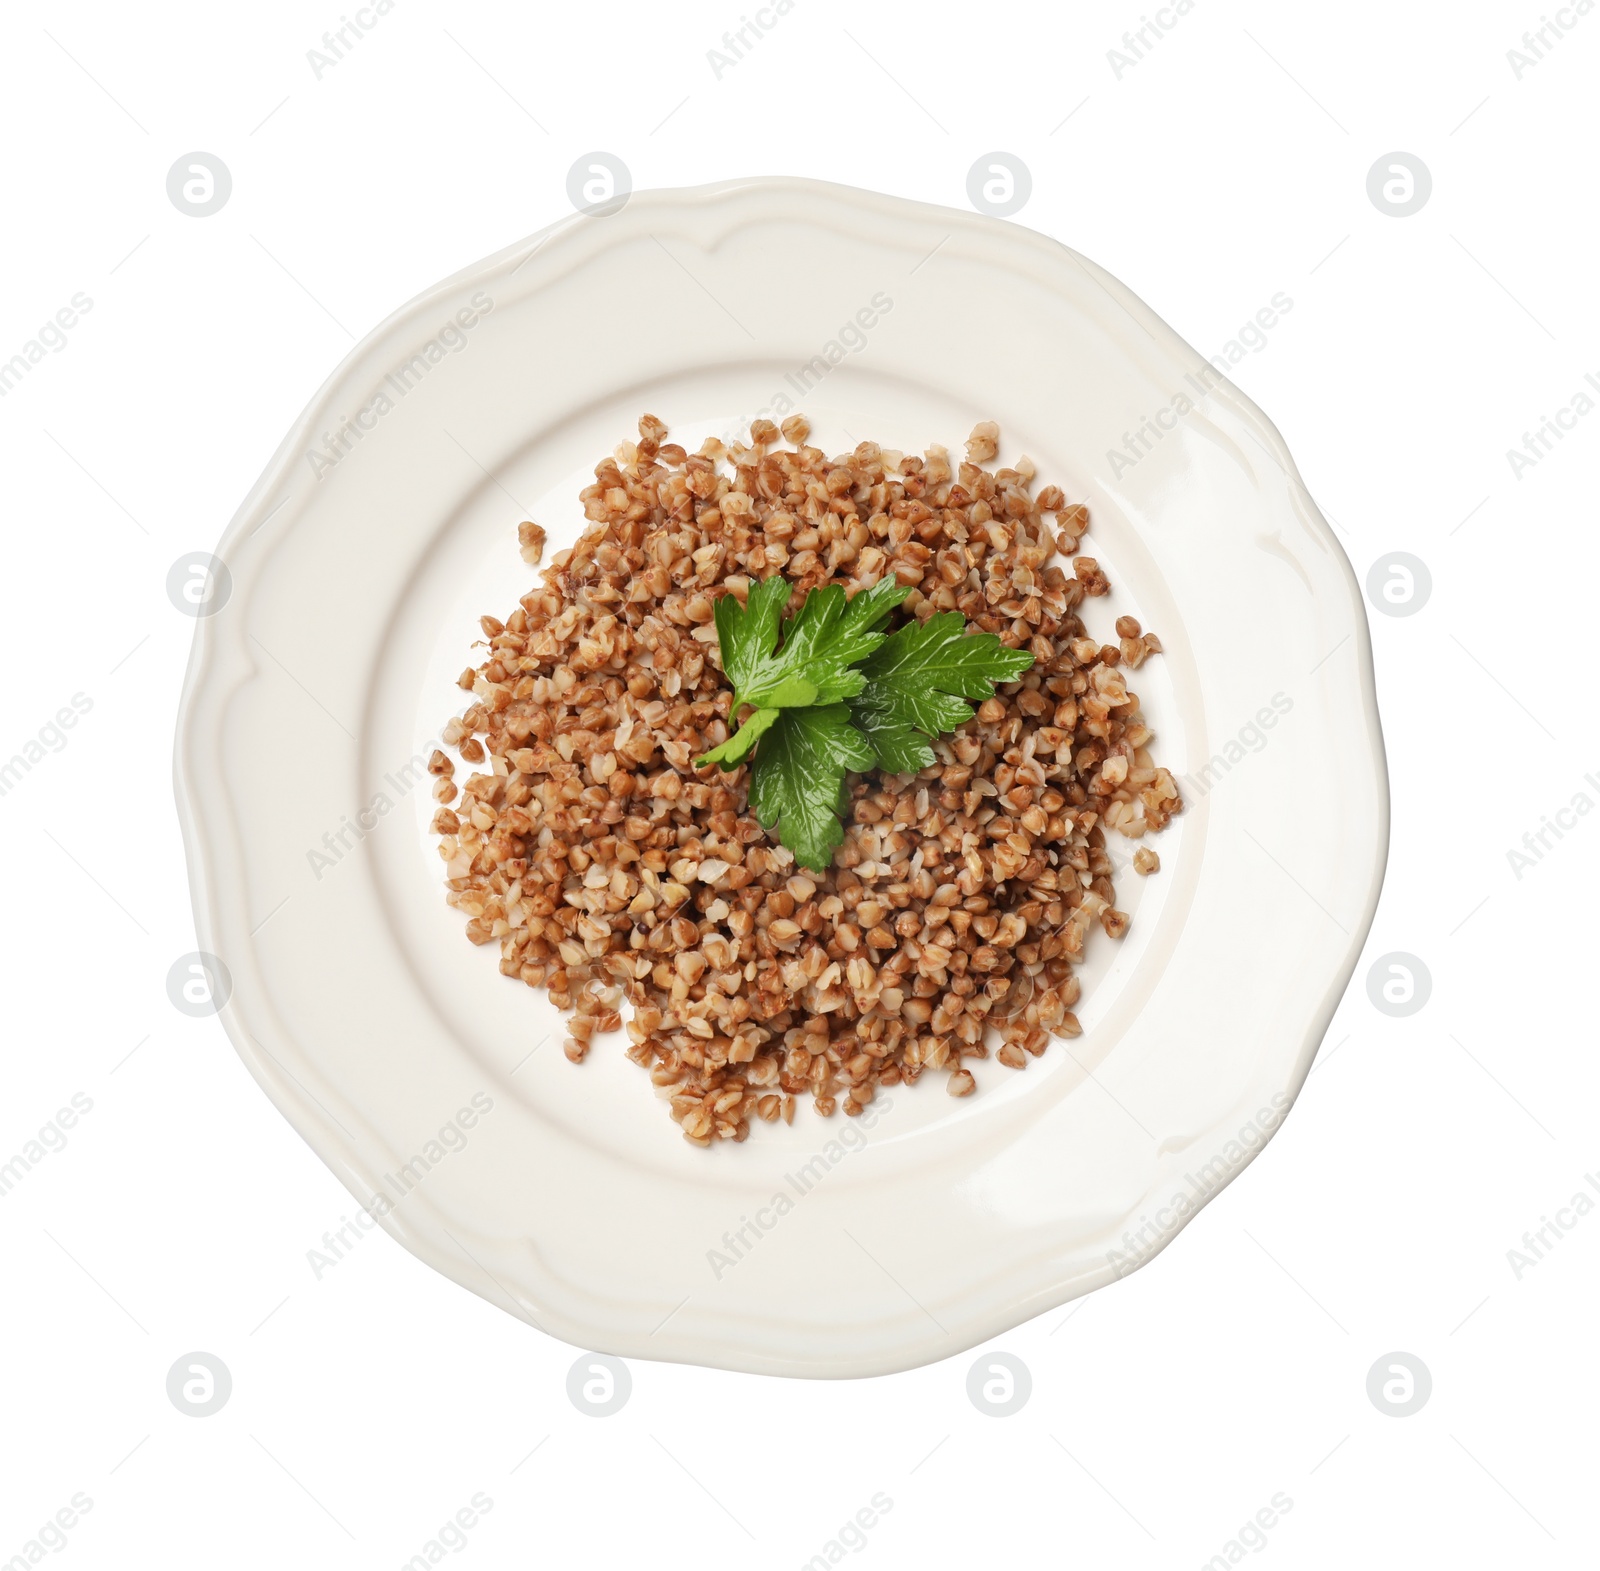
696, 575, 1035, 870
848, 610, 1036, 774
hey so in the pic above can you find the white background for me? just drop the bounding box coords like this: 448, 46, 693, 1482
2, 0, 1595, 1566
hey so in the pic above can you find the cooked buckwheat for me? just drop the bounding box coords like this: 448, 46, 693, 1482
437, 417, 1181, 1144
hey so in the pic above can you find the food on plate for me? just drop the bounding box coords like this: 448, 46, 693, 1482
434, 415, 1181, 1144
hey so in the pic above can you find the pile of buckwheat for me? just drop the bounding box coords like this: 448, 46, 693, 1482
430, 415, 1180, 1145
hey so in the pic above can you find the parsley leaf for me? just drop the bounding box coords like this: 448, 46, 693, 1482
697, 573, 909, 769
756, 575, 910, 706
848, 612, 1035, 773
747, 704, 876, 872
716, 573, 909, 713
710, 574, 798, 709
696, 573, 1033, 870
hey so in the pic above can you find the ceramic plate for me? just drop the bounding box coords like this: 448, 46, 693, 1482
174, 176, 1387, 1378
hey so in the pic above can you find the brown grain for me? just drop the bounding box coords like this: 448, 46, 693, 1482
436, 417, 1181, 1143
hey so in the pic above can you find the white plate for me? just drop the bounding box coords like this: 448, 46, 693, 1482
175, 177, 1387, 1378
